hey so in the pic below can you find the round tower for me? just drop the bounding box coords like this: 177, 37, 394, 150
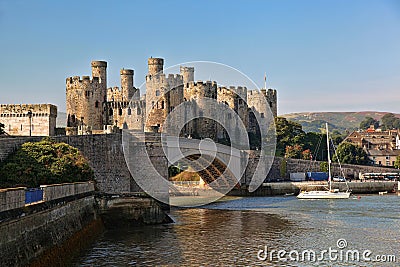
180, 66, 194, 86
120, 69, 135, 100
148, 57, 164, 75
91, 61, 107, 87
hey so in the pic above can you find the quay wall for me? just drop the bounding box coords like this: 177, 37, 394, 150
245, 152, 400, 182
0, 182, 170, 266
230, 181, 398, 196
0, 182, 98, 267
0, 187, 26, 213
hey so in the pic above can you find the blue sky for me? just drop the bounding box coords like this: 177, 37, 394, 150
0, 0, 399, 114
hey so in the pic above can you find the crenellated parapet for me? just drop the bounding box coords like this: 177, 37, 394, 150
247, 88, 277, 117
217, 86, 248, 103
185, 81, 218, 101
66, 76, 101, 93
0, 103, 57, 117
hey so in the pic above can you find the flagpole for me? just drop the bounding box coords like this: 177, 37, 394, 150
264, 72, 267, 89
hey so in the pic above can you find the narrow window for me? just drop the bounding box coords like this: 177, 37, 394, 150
261, 113, 265, 118
156, 90, 160, 96
119, 108, 123, 116
137, 108, 141, 115
95, 101, 99, 108
20, 124, 22, 131
128, 108, 131, 115
161, 101, 165, 109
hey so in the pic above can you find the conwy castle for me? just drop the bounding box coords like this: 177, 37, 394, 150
65, 57, 277, 141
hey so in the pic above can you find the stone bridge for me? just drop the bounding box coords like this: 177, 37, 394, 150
1, 133, 399, 196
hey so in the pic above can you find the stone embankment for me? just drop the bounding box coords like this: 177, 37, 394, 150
230, 181, 398, 196
0, 182, 171, 267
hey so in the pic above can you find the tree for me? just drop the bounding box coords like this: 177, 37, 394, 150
359, 116, 379, 130
320, 162, 328, 172
284, 144, 303, 159
275, 117, 304, 156
302, 149, 312, 160
0, 122, 4, 135
0, 138, 93, 188
394, 156, 400, 169
381, 113, 400, 130
332, 142, 370, 165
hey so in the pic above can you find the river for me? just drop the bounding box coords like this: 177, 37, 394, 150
74, 195, 399, 266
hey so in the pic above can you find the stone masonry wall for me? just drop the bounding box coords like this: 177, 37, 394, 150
0, 195, 97, 267
0, 104, 57, 136
244, 152, 400, 183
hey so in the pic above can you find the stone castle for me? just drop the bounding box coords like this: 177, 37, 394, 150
0, 104, 57, 136
66, 58, 277, 142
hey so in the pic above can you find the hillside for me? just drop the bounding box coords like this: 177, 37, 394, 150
282, 111, 400, 133
56, 111, 400, 134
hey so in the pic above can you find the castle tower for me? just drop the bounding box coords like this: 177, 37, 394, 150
120, 69, 136, 100
66, 61, 108, 133
266, 89, 277, 117
91, 61, 107, 87
184, 81, 218, 139
180, 66, 194, 86
148, 57, 164, 75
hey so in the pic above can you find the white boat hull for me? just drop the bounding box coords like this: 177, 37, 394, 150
297, 191, 351, 199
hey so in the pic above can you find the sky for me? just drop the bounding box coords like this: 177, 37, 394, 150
0, 0, 399, 115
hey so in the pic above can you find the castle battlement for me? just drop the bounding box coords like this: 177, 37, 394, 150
66, 76, 100, 88
0, 104, 57, 117
188, 81, 218, 87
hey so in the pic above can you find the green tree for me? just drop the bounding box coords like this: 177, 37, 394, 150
320, 162, 328, 172
330, 130, 346, 145
294, 132, 328, 161
0, 122, 4, 135
359, 116, 379, 130
275, 117, 304, 156
0, 138, 93, 188
332, 142, 370, 165
394, 156, 400, 169
381, 113, 400, 130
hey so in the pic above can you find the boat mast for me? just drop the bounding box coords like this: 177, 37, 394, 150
326, 122, 332, 191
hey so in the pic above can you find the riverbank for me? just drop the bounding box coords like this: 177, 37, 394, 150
229, 181, 398, 196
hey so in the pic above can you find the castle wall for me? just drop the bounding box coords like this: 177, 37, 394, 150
105, 100, 145, 130
0, 104, 57, 136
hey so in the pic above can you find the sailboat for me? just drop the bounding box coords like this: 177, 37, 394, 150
297, 123, 351, 199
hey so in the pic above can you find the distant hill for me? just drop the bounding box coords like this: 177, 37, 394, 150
57, 112, 67, 128
56, 110, 400, 133
282, 111, 400, 133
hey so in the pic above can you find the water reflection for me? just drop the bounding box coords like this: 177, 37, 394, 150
74, 195, 400, 266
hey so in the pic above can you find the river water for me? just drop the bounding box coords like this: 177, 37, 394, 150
74, 195, 399, 266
